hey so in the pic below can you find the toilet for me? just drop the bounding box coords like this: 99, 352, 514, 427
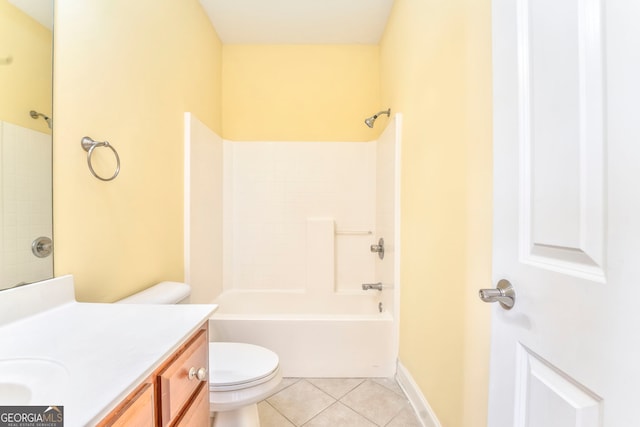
117, 282, 282, 427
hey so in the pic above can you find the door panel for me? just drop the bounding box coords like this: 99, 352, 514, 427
518, 0, 606, 280
513, 344, 602, 427
490, 0, 640, 425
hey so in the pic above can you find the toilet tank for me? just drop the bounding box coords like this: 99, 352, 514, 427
116, 281, 191, 304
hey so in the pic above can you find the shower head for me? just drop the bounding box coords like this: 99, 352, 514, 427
364, 116, 376, 128
30, 110, 52, 129
364, 108, 391, 128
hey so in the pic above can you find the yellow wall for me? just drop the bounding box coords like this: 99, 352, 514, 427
0, 0, 52, 132
51, 1, 493, 423
222, 45, 380, 141
379, 0, 492, 426
461, 0, 493, 424
53, 0, 222, 302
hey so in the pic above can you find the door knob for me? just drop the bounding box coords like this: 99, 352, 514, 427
479, 279, 515, 310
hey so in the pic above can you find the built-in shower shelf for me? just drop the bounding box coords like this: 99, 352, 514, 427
335, 230, 373, 235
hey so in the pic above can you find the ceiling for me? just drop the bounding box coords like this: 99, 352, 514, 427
199, 0, 395, 44
8, 0, 53, 30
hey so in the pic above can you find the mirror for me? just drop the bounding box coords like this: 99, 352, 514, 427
0, 0, 53, 290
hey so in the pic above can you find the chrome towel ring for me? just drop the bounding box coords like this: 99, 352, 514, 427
81, 136, 120, 181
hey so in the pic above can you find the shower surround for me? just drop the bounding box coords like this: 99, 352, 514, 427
0, 121, 52, 289
185, 113, 401, 377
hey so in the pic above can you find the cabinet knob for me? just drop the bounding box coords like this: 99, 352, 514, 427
188, 367, 207, 381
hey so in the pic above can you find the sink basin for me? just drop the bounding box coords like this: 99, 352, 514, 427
0, 359, 69, 405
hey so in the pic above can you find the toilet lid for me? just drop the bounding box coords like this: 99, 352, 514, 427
209, 342, 280, 388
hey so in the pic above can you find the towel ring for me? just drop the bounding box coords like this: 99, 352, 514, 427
81, 136, 120, 181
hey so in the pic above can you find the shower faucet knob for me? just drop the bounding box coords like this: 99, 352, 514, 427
362, 282, 383, 291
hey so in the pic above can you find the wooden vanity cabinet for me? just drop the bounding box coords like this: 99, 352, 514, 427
156, 326, 209, 426
97, 379, 156, 426
98, 323, 210, 427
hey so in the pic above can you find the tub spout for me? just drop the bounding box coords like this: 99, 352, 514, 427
362, 282, 383, 291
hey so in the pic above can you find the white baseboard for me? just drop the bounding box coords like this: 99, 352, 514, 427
395, 360, 443, 427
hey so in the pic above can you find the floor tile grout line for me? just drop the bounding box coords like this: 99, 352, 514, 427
263, 399, 300, 427
299, 400, 337, 427
306, 377, 366, 400
337, 379, 411, 427
305, 377, 367, 400
372, 378, 406, 397
381, 403, 412, 427
275, 377, 302, 395
336, 378, 366, 400
371, 378, 404, 397
261, 377, 420, 427
341, 402, 385, 427
299, 379, 338, 426
267, 378, 338, 427
301, 400, 381, 427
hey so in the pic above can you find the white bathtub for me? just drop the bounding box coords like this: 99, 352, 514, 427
208, 290, 397, 378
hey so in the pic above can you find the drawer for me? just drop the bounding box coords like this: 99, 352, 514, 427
158, 329, 208, 426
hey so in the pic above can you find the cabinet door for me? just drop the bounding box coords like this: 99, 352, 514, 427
97, 381, 155, 427
174, 383, 210, 427
158, 328, 209, 426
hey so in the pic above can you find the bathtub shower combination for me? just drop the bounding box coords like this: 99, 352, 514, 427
184, 112, 402, 377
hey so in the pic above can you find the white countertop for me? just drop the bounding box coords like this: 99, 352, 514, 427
0, 275, 217, 426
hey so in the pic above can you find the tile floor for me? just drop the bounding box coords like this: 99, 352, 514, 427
257, 378, 422, 427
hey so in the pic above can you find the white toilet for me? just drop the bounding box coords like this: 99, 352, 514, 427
117, 282, 282, 427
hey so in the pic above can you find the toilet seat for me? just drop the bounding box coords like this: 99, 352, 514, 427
209, 342, 280, 392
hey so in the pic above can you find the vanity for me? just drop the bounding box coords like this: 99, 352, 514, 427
0, 275, 217, 426
98, 324, 210, 426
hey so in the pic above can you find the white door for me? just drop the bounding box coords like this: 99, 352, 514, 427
489, 0, 640, 426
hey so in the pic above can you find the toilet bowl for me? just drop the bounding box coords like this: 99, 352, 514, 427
117, 282, 282, 427
209, 342, 281, 426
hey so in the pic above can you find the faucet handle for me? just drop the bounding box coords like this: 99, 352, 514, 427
362, 282, 384, 291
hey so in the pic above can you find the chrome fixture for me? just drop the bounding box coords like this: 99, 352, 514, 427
364, 108, 391, 128
188, 366, 208, 381
479, 279, 516, 310
29, 110, 52, 129
362, 282, 383, 291
81, 136, 121, 181
378, 302, 383, 313
32, 236, 53, 258
370, 237, 385, 260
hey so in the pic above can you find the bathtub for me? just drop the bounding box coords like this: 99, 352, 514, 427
208, 290, 397, 378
